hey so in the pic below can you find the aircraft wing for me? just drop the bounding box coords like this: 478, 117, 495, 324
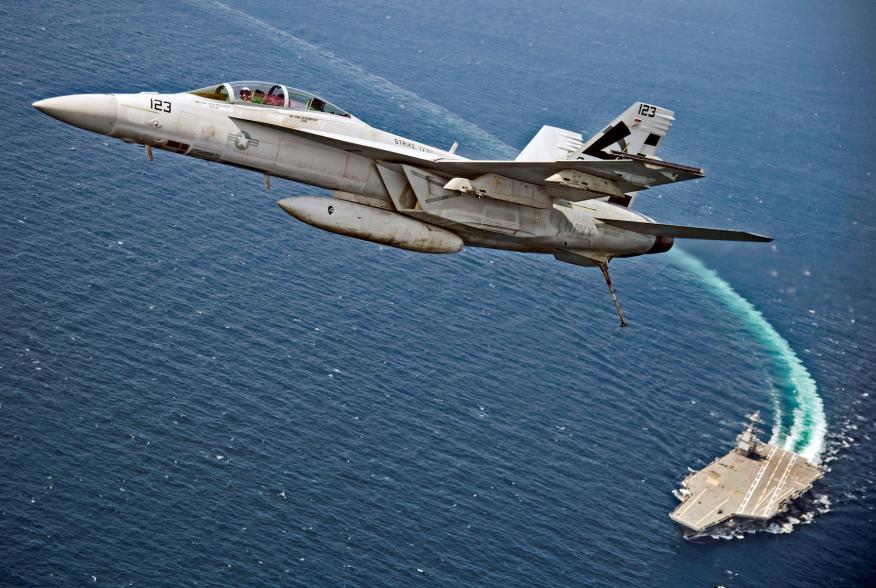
598, 218, 772, 242
233, 116, 703, 195
429, 156, 703, 192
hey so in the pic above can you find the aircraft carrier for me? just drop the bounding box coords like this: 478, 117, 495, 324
670, 413, 823, 537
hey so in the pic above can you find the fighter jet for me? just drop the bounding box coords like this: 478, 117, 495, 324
33, 81, 771, 326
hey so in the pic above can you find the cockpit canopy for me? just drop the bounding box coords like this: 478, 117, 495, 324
187, 81, 351, 118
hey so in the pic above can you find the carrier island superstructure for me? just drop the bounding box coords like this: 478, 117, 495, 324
670, 413, 823, 536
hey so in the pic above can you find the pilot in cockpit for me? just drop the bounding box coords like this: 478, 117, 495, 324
239, 86, 252, 102
266, 85, 285, 106
310, 97, 326, 112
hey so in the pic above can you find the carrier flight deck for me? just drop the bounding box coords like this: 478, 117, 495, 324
670, 413, 823, 536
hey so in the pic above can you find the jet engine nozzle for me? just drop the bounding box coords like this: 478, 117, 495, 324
648, 235, 674, 254
33, 94, 118, 136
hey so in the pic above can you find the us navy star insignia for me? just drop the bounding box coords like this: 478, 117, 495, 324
226, 130, 260, 151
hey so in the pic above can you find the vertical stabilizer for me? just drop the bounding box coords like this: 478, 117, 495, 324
574, 102, 675, 160
515, 126, 583, 161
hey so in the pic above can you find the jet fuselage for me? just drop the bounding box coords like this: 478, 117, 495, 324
33, 87, 664, 259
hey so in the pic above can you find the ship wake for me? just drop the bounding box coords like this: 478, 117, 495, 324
667, 248, 827, 463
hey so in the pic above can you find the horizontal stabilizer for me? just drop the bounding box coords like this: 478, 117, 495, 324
598, 218, 772, 242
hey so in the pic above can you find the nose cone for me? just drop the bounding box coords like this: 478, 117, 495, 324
33, 94, 117, 136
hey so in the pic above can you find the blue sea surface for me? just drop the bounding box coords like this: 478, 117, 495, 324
1, 1, 875, 586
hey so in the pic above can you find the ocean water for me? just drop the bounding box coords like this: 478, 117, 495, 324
1, 1, 874, 586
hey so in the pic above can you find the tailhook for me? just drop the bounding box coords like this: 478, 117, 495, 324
598, 261, 628, 328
